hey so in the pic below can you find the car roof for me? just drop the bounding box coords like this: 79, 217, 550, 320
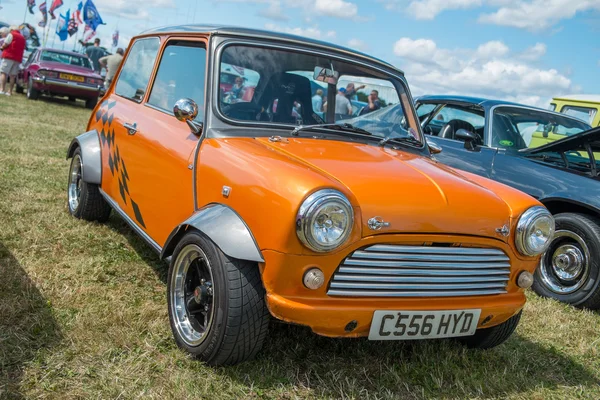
416, 94, 535, 109
552, 94, 600, 104
140, 24, 401, 75
38, 47, 87, 57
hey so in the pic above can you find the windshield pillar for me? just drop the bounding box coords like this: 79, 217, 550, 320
326, 83, 336, 123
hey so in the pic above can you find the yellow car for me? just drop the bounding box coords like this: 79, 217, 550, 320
550, 95, 600, 127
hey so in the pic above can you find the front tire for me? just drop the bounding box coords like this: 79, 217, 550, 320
67, 148, 111, 222
459, 311, 521, 349
167, 231, 270, 366
532, 213, 600, 309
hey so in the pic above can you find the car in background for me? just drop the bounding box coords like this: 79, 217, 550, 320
66, 25, 551, 365
418, 95, 600, 309
17, 47, 104, 108
550, 95, 600, 127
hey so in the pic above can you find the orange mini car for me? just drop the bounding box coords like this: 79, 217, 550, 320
66, 25, 554, 366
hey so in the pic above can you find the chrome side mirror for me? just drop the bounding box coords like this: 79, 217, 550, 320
173, 98, 203, 136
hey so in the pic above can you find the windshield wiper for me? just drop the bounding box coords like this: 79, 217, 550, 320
291, 123, 373, 138
379, 135, 422, 147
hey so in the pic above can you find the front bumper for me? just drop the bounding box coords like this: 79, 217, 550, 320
261, 234, 538, 338
32, 76, 104, 98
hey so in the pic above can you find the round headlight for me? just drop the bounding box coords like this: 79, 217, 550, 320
296, 189, 353, 252
515, 206, 555, 257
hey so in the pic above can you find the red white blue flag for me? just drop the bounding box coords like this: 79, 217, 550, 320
27, 0, 36, 14
49, 0, 63, 19
38, 2, 48, 27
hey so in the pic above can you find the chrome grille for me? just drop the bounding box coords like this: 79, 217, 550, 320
327, 244, 510, 297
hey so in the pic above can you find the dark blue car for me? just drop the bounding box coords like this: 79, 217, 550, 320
416, 95, 600, 309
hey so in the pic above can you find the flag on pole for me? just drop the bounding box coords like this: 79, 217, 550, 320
83, 25, 96, 42
38, 2, 48, 27
112, 30, 119, 48
83, 0, 104, 31
56, 9, 69, 41
68, 14, 78, 36
49, 0, 63, 19
73, 2, 83, 24
27, 0, 36, 14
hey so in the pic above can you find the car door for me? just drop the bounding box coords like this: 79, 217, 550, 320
106, 36, 208, 247
428, 136, 497, 178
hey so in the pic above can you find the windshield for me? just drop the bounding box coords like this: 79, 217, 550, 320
41, 50, 92, 69
217, 44, 421, 143
491, 106, 591, 150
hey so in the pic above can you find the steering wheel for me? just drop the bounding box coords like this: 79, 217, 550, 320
221, 102, 268, 121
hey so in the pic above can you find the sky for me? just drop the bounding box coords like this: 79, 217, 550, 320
1, 0, 599, 107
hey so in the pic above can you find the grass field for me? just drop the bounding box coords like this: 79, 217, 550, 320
1, 93, 599, 399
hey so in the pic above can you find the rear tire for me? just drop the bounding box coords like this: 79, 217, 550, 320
15, 84, 24, 94
85, 97, 98, 109
67, 147, 111, 222
532, 213, 600, 309
69, 96, 76, 102
459, 311, 521, 349
167, 231, 270, 366
26, 77, 39, 100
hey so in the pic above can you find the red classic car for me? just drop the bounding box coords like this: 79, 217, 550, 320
17, 47, 105, 109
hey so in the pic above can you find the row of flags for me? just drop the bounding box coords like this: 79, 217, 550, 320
26, 0, 115, 45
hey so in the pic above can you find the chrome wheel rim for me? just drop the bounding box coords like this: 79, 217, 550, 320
68, 154, 83, 211
169, 244, 214, 347
539, 230, 590, 294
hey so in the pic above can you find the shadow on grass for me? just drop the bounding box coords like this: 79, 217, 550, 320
101, 214, 599, 397
0, 243, 62, 399
222, 322, 599, 398
18, 92, 89, 110
105, 215, 169, 283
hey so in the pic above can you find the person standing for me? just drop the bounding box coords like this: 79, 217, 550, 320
312, 89, 323, 112
98, 47, 124, 88
361, 90, 381, 115
345, 82, 365, 101
86, 38, 104, 73
334, 87, 352, 116
0, 26, 26, 96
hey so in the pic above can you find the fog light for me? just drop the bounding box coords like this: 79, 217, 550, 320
303, 268, 325, 290
517, 271, 534, 289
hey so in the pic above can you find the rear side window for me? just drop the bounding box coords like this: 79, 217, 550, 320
562, 105, 597, 125
115, 37, 160, 102
148, 41, 207, 118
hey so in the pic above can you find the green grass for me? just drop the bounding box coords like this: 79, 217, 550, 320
1, 93, 599, 399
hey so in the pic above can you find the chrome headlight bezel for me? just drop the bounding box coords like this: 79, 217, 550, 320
515, 206, 555, 257
296, 189, 353, 252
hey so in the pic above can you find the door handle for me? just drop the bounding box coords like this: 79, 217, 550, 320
124, 122, 138, 135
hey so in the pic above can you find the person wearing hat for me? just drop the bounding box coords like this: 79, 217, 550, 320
335, 87, 352, 116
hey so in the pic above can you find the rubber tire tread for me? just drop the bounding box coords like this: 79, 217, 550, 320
168, 231, 270, 366
68, 148, 111, 222
86, 97, 98, 109
459, 311, 521, 349
27, 78, 39, 100
532, 212, 600, 310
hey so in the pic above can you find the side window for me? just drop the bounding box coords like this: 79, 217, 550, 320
115, 37, 160, 102
148, 41, 207, 118
562, 105, 597, 125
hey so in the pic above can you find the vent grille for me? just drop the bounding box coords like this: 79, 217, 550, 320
327, 244, 510, 297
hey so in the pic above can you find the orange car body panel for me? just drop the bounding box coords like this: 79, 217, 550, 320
86, 30, 544, 338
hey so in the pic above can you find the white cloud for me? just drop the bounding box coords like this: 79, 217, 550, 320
478, 0, 600, 31
378, 0, 481, 19
258, 1, 289, 21
98, 0, 174, 20
519, 43, 547, 61
314, 0, 358, 19
408, 0, 482, 19
393, 37, 575, 107
347, 38, 368, 51
264, 23, 336, 39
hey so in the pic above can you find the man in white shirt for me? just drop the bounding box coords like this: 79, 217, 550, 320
334, 87, 352, 116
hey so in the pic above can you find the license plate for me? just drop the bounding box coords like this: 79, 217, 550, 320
59, 73, 84, 82
368, 309, 481, 340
